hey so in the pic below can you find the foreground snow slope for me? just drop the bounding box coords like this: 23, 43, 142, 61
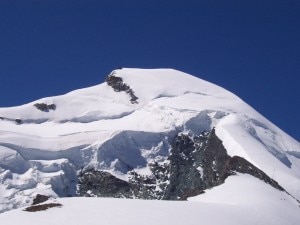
0, 68, 299, 212
1, 174, 299, 225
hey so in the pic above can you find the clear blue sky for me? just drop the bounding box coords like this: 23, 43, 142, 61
0, 0, 299, 140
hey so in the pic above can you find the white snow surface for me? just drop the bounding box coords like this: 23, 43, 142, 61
1, 174, 300, 225
0, 68, 300, 213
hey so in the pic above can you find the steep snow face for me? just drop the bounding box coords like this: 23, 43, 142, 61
0, 68, 299, 212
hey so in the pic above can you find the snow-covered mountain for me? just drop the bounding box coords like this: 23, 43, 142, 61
0, 68, 299, 223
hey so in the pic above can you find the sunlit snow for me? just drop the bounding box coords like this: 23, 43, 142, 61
0, 68, 299, 218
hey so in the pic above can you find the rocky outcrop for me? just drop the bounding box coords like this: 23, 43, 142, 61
24, 203, 62, 212
0, 116, 22, 124
227, 156, 284, 191
77, 129, 284, 200
15, 119, 22, 124
78, 170, 132, 197
164, 129, 284, 199
34, 103, 56, 112
32, 194, 50, 205
106, 72, 138, 104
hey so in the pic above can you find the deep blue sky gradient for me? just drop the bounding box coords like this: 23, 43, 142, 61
0, 0, 299, 140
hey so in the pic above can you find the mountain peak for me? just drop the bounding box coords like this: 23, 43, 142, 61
0, 68, 299, 214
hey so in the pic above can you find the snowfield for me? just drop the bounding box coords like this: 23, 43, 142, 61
1, 174, 299, 225
0, 68, 300, 221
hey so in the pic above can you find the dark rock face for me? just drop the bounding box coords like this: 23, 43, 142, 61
32, 194, 50, 205
163, 133, 207, 200
78, 170, 131, 197
77, 129, 284, 200
34, 103, 56, 112
105, 72, 138, 104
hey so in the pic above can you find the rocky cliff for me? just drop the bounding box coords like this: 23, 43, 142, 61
78, 129, 284, 200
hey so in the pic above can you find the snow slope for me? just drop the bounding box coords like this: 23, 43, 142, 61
1, 174, 299, 225
0, 68, 299, 213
